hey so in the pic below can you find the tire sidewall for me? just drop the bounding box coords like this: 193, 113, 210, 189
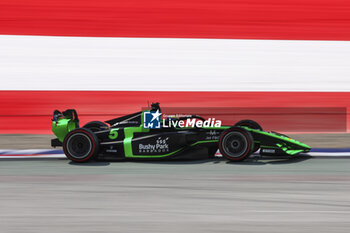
63, 128, 99, 162
219, 127, 253, 161
234, 120, 261, 153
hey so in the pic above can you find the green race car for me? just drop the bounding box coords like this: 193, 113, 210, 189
51, 103, 311, 162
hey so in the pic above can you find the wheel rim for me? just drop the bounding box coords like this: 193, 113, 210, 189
222, 131, 248, 158
66, 133, 92, 159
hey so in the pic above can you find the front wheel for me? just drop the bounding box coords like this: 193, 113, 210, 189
234, 119, 262, 153
219, 127, 254, 162
63, 128, 99, 162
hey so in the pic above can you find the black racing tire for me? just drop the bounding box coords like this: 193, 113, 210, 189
234, 119, 262, 153
219, 127, 254, 162
63, 128, 99, 163
83, 121, 109, 132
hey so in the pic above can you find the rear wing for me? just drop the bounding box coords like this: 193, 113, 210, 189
51, 109, 79, 143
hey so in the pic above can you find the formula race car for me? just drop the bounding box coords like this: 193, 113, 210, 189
51, 103, 311, 162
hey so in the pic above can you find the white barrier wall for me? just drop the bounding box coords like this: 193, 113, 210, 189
1, 36, 350, 92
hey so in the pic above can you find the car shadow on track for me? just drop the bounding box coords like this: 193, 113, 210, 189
113, 155, 312, 166
226, 155, 311, 165
0, 155, 311, 166
69, 161, 111, 166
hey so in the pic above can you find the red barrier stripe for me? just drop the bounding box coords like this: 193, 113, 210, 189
1, 0, 350, 40
0, 91, 349, 134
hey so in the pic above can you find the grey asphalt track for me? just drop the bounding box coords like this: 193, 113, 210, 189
0, 156, 349, 233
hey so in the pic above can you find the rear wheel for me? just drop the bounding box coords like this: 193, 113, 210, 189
234, 119, 262, 153
219, 127, 254, 162
63, 128, 99, 162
